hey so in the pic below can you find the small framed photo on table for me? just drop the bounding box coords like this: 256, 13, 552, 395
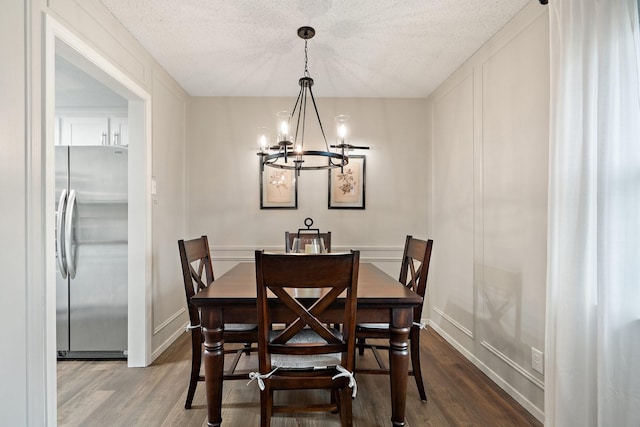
260, 167, 297, 209
328, 155, 366, 209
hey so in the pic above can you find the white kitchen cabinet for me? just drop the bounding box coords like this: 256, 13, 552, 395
59, 115, 109, 146
109, 116, 129, 146
57, 113, 128, 146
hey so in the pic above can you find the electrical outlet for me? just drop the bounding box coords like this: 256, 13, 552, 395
531, 347, 544, 374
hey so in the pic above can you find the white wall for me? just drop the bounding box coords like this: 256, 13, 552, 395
186, 97, 430, 277
426, 2, 549, 420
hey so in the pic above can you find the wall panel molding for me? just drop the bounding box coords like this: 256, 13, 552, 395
153, 307, 185, 335
481, 340, 545, 390
427, 2, 548, 418
151, 323, 188, 361
432, 306, 474, 339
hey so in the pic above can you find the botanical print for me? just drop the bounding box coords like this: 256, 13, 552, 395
333, 162, 360, 203
328, 155, 365, 209
265, 170, 293, 203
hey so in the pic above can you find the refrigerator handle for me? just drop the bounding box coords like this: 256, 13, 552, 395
56, 189, 68, 279
64, 189, 77, 279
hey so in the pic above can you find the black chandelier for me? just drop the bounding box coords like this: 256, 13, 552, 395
257, 26, 368, 176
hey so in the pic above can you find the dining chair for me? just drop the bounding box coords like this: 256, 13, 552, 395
355, 235, 434, 402
285, 230, 332, 253
178, 235, 258, 409
250, 250, 360, 427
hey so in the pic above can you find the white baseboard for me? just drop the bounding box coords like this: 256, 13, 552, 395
427, 320, 545, 423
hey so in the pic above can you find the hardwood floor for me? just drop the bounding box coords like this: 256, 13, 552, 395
57, 328, 542, 426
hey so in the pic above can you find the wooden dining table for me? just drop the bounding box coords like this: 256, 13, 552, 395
191, 261, 423, 426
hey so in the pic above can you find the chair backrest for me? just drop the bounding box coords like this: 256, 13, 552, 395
285, 231, 332, 253
254, 250, 359, 372
399, 236, 434, 317
178, 235, 214, 327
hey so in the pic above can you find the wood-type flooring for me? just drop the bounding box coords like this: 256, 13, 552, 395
57, 328, 542, 426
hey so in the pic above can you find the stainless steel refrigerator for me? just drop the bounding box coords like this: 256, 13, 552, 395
56, 146, 128, 359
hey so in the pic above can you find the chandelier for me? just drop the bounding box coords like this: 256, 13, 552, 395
257, 26, 368, 176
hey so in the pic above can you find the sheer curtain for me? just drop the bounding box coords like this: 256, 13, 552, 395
546, 0, 640, 425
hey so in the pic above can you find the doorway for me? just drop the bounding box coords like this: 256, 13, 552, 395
44, 14, 153, 421
55, 53, 130, 359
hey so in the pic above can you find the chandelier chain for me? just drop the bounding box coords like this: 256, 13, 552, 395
304, 40, 310, 77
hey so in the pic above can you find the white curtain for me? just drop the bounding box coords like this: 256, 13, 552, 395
546, 0, 640, 426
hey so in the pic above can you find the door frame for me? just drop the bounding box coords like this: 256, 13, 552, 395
43, 13, 153, 420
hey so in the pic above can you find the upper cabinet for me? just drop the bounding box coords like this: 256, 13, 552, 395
56, 111, 128, 146
109, 116, 129, 147
55, 54, 129, 146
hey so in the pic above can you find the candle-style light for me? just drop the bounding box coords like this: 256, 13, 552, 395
257, 127, 269, 153
335, 115, 350, 147
276, 111, 291, 144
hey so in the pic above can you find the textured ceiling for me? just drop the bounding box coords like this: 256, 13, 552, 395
99, 0, 531, 98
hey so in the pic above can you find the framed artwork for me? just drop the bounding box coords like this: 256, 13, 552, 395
260, 167, 297, 209
328, 155, 366, 209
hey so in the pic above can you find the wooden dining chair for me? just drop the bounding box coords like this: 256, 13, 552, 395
355, 235, 434, 402
285, 230, 332, 253
178, 235, 258, 409
251, 250, 360, 427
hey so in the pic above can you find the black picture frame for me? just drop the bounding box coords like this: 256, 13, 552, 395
328, 155, 366, 209
260, 166, 298, 209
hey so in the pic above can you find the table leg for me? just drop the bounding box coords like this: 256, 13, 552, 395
201, 308, 225, 427
389, 307, 412, 427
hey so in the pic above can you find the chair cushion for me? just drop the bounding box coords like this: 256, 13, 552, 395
269, 329, 342, 369
357, 323, 389, 329
224, 323, 257, 331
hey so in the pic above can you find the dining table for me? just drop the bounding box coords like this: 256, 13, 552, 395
191, 261, 423, 427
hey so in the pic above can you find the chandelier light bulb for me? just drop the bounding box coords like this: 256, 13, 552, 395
276, 111, 291, 144
339, 124, 347, 139
335, 115, 350, 146
257, 127, 270, 153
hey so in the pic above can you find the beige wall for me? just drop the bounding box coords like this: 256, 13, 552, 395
2, 1, 189, 423
426, 2, 549, 420
150, 75, 188, 354
1, 2, 28, 424
186, 97, 429, 277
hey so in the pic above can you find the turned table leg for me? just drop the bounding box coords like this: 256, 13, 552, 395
389, 307, 412, 427
201, 308, 225, 427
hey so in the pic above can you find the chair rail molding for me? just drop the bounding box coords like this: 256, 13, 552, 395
210, 245, 404, 263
